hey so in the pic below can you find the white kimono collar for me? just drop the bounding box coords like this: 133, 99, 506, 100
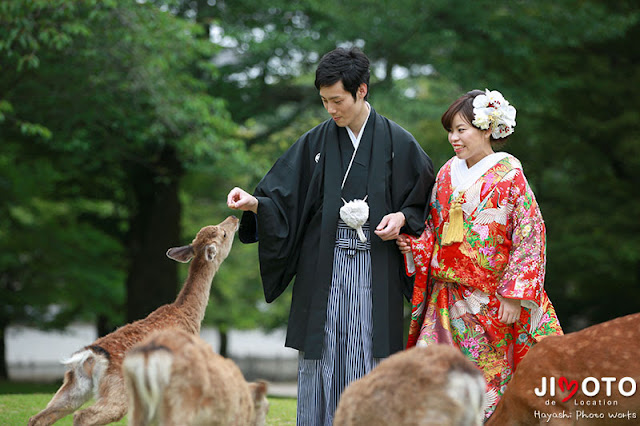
450, 152, 511, 199
345, 102, 371, 150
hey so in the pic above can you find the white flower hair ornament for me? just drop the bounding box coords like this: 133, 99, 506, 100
472, 89, 517, 139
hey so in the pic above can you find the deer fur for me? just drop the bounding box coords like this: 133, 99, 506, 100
122, 328, 269, 426
485, 312, 640, 426
28, 216, 239, 426
333, 344, 486, 426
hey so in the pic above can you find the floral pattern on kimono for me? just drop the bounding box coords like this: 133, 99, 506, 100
404, 154, 563, 419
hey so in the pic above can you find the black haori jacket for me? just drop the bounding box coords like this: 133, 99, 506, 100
239, 108, 435, 359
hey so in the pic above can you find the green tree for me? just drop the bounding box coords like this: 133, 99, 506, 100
2, 0, 638, 382
176, 0, 640, 330
410, 0, 640, 327
0, 0, 125, 380
0, 0, 242, 376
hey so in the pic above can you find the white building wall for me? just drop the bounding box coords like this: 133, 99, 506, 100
6, 324, 298, 382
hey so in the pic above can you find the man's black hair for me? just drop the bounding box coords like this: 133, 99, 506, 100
315, 47, 370, 101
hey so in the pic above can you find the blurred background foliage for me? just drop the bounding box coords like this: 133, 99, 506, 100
1, 0, 638, 378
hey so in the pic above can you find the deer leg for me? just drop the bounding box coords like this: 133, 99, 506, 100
72, 375, 128, 426
125, 380, 150, 426
28, 369, 93, 426
160, 397, 198, 426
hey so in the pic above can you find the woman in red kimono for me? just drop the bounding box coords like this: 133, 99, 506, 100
398, 89, 563, 419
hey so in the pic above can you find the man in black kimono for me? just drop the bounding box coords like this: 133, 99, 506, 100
227, 47, 434, 425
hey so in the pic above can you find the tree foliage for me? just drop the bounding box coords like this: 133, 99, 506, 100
172, 0, 640, 329
1, 0, 639, 379
0, 0, 251, 373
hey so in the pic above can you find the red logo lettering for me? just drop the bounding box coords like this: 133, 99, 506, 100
559, 376, 579, 402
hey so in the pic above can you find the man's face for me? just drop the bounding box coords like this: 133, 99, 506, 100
319, 81, 367, 129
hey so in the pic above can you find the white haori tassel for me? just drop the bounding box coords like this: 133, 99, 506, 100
340, 197, 369, 242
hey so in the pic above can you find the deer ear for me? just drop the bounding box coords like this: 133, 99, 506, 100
205, 244, 217, 262
166, 245, 194, 263
249, 380, 269, 401
82, 356, 95, 376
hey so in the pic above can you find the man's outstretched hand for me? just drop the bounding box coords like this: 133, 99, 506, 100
227, 187, 258, 214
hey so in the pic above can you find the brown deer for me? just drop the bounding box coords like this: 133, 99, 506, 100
123, 328, 269, 426
333, 344, 486, 426
486, 312, 640, 426
28, 216, 239, 426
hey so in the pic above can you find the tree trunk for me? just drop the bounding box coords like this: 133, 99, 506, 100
219, 329, 228, 358
126, 146, 183, 322
97, 314, 117, 338
0, 321, 7, 380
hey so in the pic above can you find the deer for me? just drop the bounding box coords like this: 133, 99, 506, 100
28, 215, 239, 426
333, 344, 486, 426
123, 327, 269, 426
485, 312, 640, 426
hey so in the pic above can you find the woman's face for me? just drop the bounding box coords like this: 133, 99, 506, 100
448, 112, 493, 168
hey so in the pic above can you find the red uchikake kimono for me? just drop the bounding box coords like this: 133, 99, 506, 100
404, 153, 563, 418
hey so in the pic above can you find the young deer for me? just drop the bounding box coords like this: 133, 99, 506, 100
123, 328, 269, 426
486, 312, 640, 426
333, 344, 486, 426
28, 216, 239, 426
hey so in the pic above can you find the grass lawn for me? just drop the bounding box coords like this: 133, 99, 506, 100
0, 381, 296, 425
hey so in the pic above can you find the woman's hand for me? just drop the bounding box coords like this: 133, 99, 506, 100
396, 234, 412, 255
497, 296, 521, 325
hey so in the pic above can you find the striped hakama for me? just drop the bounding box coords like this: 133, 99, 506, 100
296, 220, 381, 425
